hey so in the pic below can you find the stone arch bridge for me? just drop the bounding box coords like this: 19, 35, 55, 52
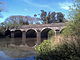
5, 23, 67, 47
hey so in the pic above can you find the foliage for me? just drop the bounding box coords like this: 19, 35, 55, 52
62, 0, 80, 37
35, 1, 80, 59
35, 40, 52, 60
40, 10, 47, 23
35, 40, 51, 54
3, 16, 29, 29
35, 37, 80, 60
40, 10, 65, 24
48, 30, 55, 38
62, 20, 80, 37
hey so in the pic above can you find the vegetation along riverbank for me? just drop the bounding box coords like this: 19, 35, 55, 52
35, 0, 80, 60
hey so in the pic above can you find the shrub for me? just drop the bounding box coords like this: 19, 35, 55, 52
35, 40, 52, 60
35, 36, 80, 60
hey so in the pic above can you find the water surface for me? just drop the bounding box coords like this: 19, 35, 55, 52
0, 38, 36, 60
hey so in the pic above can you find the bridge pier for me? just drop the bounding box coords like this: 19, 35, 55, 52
10, 31, 15, 46
11, 31, 14, 38
37, 30, 41, 45
22, 31, 26, 45
55, 30, 60, 36
11, 31, 14, 44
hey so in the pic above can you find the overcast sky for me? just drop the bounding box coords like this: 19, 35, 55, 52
0, 0, 73, 22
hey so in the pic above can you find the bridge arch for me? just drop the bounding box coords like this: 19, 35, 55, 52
26, 29, 37, 38
26, 29, 37, 47
41, 27, 55, 32
5, 29, 11, 37
14, 30, 22, 38
41, 28, 55, 42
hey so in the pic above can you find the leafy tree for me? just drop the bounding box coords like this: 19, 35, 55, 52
40, 10, 65, 24
46, 12, 51, 23
4, 16, 29, 29
40, 10, 47, 24
57, 12, 64, 22
62, 0, 80, 37
62, 0, 80, 55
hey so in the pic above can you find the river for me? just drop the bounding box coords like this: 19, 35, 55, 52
0, 51, 35, 60
0, 38, 37, 60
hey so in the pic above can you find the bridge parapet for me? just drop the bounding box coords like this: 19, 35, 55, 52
20, 23, 66, 29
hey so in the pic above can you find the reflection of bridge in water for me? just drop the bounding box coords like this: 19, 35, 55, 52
5, 23, 67, 47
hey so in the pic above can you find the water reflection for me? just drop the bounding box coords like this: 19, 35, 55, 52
0, 38, 36, 60
0, 51, 35, 60
26, 38, 37, 47
0, 37, 37, 47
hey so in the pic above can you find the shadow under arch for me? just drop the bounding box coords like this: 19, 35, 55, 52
5, 29, 11, 37
26, 29, 37, 47
13, 30, 22, 45
14, 30, 22, 38
26, 29, 37, 38
41, 28, 55, 42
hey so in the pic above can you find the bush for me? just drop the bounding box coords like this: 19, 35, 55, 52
35, 40, 52, 60
35, 37, 80, 60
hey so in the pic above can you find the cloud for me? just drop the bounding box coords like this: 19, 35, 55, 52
59, 2, 73, 10
22, 0, 54, 10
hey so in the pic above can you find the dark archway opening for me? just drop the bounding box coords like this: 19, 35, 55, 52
14, 30, 22, 38
26, 29, 37, 47
26, 29, 36, 38
14, 30, 22, 45
0, 32, 5, 38
41, 28, 55, 42
5, 29, 11, 38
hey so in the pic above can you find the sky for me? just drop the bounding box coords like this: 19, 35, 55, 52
0, 0, 73, 22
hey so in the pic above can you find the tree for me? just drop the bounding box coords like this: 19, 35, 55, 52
49, 12, 56, 23
57, 12, 64, 22
46, 12, 65, 23
4, 16, 29, 29
40, 10, 47, 24
36, 10, 66, 24
62, 0, 80, 53
34, 14, 37, 17
63, 0, 80, 36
